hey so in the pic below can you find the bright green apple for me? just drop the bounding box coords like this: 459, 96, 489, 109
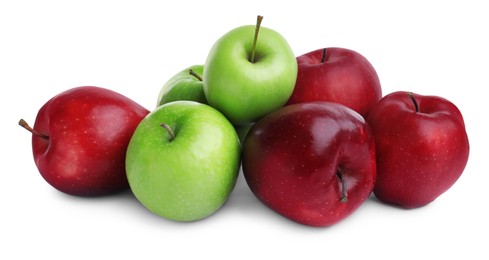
203, 16, 298, 125
157, 65, 207, 107
126, 101, 241, 222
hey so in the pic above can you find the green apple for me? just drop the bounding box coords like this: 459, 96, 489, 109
157, 65, 207, 107
126, 101, 241, 222
203, 16, 298, 125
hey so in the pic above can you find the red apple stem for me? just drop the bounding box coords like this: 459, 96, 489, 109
408, 92, 419, 112
321, 48, 327, 63
249, 15, 264, 64
160, 123, 175, 142
336, 169, 348, 203
189, 69, 203, 81
18, 119, 49, 140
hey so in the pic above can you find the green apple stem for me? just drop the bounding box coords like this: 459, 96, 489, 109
336, 169, 348, 203
249, 15, 264, 64
160, 123, 176, 142
408, 92, 419, 112
321, 48, 327, 63
18, 119, 49, 140
189, 69, 203, 81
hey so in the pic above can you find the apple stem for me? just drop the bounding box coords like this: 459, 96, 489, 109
160, 123, 175, 142
321, 48, 327, 63
18, 119, 49, 140
408, 92, 419, 112
336, 169, 348, 203
189, 69, 203, 81
249, 15, 264, 64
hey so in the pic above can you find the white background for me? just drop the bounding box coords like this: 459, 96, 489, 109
2, 0, 488, 259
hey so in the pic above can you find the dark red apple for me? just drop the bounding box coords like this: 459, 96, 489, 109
19, 86, 149, 196
242, 102, 376, 227
287, 47, 382, 118
366, 91, 470, 208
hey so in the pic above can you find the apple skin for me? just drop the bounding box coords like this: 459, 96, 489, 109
286, 47, 382, 118
28, 86, 149, 196
204, 24, 297, 125
366, 91, 470, 208
157, 65, 207, 106
126, 101, 241, 222
242, 102, 376, 227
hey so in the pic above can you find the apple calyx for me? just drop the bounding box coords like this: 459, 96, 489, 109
336, 169, 348, 203
18, 119, 49, 140
249, 15, 264, 64
189, 69, 203, 81
160, 123, 176, 142
321, 48, 327, 63
408, 92, 419, 112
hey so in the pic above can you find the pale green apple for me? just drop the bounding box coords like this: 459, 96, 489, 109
126, 101, 241, 222
203, 16, 298, 125
157, 65, 207, 107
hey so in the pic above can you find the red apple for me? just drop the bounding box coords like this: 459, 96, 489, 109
366, 91, 470, 208
286, 47, 382, 118
19, 86, 149, 196
242, 102, 376, 227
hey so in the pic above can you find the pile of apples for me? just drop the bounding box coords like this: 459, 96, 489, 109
20, 16, 470, 227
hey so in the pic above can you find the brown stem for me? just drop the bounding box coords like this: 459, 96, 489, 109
321, 48, 327, 63
336, 169, 348, 203
160, 122, 175, 142
18, 119, 49, 140
188, 69, 203, 81
249, 15, 263, 63
408, 92, 419, 112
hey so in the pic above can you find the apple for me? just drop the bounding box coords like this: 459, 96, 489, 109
19, 86, 149, 196
126, 101, 241, 221
242, 101, 376, 227
286, 47, 382, 118
366, 91, 470, 208
204, 16, 298, 125
157, 65, 207, 106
